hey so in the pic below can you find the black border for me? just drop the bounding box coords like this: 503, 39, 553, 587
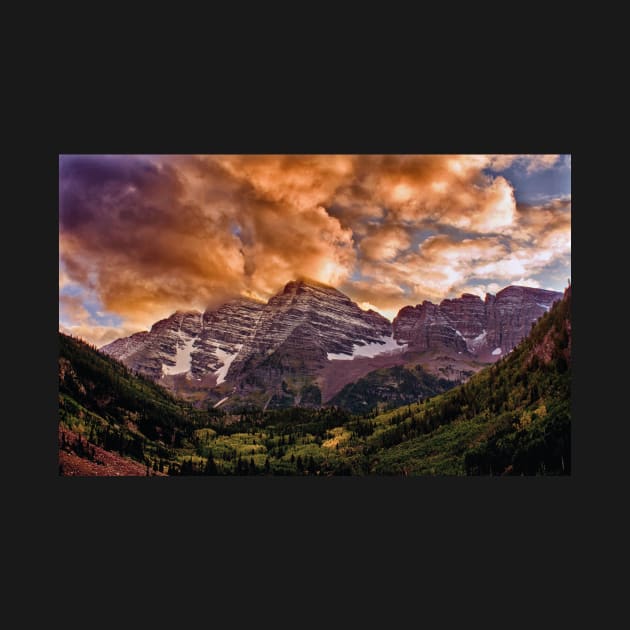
21, 88, 594, 611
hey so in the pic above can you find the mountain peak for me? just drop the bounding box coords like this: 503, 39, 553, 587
394, 283, 563, 360
101, 279, 565, 411
285, 276, 336, 291
279, 277, 347, 300
495, 285, 561, 299
173, 309, 202, 317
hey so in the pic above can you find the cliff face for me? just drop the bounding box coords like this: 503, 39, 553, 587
191, 298, 266, 381
226, 279, 392, 383
393, 286, 562, 361
102, 310, 204, 380
101, 301, 264, 383
101, 281, 562, 409
101, 279, 396, 407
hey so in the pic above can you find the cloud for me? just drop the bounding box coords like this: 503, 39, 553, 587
354, 234, 509, 304
342, 279, 408, 310
59, 155, 356, 329
59, 293, 91, 323
59, 155, 570, 344
359, 225, 411, 261
60, 323, 142, 347
349, 193, 570, 308
59, 292, 142, 346
487, 154, 561, 173
334, 155, 518, 234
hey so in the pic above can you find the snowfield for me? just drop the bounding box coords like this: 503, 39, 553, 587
327, 335, 407, 361
162, 335, 196, 376
466, 330, 487, 350
214, 344, 243, 384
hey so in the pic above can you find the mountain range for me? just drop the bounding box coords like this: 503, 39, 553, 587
59, 284, 571, 476
101, 279, 561, 411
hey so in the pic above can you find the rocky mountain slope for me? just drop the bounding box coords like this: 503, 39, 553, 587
393, 285, 561, 361
328, 365, 454, 413
224, 280, 394, 407
101, 280, 562, 410
102, 279, 399, 407
102, 300, 265, 382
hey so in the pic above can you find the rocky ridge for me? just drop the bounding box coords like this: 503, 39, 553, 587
393, 285, 561, 361
101, 280, 562, 409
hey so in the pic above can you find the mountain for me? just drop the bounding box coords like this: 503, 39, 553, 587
102, 279, 399, 408
224, 279, 393, 408
101, 279, 562, 411
102, 299, 265, 381
393, 285, 561, 362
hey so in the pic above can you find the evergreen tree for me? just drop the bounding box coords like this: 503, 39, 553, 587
235, 456, 243, 475
204, 452, 218, 475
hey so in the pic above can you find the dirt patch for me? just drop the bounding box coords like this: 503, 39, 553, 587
317, 350, 489, 403
58, 426, 165, 477
160, 371, 227, 406
317, 353, 409, 402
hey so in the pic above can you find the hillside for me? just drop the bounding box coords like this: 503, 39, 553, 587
367, 285, 571, 475
328, 364, 455, 413
58, 332, 219, 475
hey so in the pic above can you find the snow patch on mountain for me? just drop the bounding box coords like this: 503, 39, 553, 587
327, 335, 407, 361
465, 330, 487, 352
214, 345, 243, 384
213, 396, 230, 408
162, 335, 196, 376
492, 347, 502, 355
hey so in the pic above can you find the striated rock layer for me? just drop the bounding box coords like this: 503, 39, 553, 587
227, 280, 392, 379
393, 285, 562, 361
101, 280, 562, 409
102, 301, 265, 383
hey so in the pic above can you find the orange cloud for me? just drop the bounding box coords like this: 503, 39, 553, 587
60, 323, 142, 347
59, 155, 570, 344
487, 154, 561, 172
359, 225, 411, 261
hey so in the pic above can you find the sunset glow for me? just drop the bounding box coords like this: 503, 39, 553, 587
59, 154, 571, 345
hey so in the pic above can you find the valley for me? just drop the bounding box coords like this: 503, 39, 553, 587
59, 284, 571, 476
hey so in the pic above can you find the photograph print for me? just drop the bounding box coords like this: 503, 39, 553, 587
59, 154, 571, 476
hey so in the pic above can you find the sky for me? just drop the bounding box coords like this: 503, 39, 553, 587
59, 154, 571, 346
